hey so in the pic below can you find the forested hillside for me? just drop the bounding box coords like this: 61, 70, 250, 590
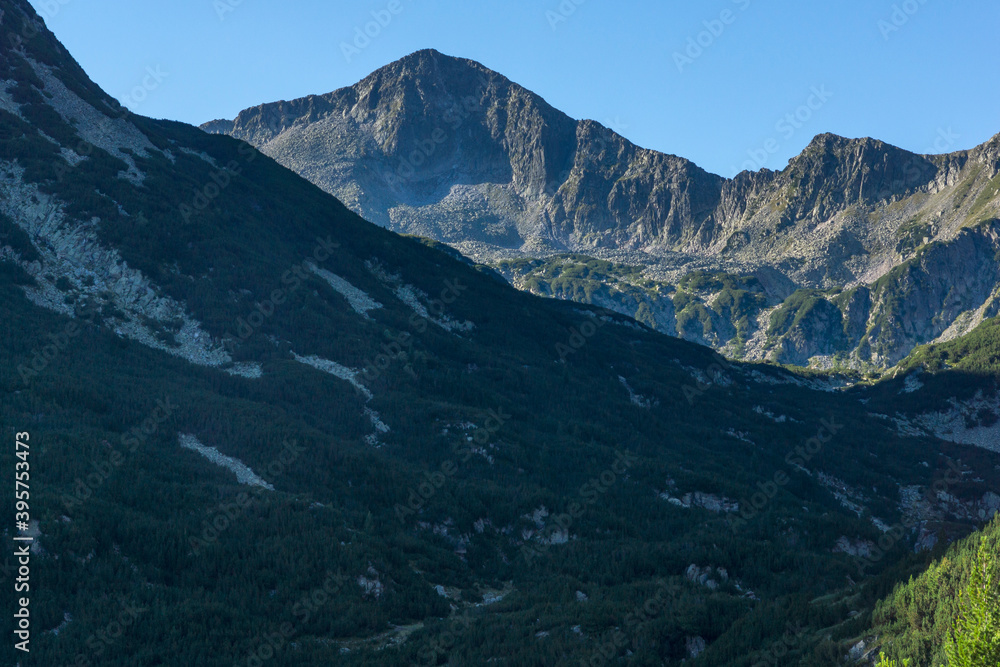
867, 515, 1000, 666
1, 1, 998, 664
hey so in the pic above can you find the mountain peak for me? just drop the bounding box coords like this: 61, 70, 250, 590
793, 132, 928, 169
364, 47, 497, 83
804, 132, 849, 148
395, 47, 450, 64
353, 48, 515, 108
802, 132, 886, 153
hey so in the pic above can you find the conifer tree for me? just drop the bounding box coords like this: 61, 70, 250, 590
876, 653, 909, 667
944, 539, 1000, 666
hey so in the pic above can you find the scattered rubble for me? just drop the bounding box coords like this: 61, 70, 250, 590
833, 536, 875, 558
0, 165, 233, 369
685, 564, 729, 590
753, 405, 788, 423
365, 258, 474, 332
619, 375, 654, 407
686, 636, 707, 659
661, 490, 740, 513
307, 261, 383, 319
291, 352, 371, 398
357, 566, 384, 599
178, 433, 274, 490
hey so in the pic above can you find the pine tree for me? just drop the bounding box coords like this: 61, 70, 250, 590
944, 539, 1000, 666
876, 653, 909, 667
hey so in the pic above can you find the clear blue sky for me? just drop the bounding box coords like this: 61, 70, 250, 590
30, 0, 1000, 178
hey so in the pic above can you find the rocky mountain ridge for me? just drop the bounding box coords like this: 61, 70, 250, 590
204, 49, 1000, 370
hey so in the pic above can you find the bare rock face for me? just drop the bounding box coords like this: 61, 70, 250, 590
203, 50, 1000, 264
204, 49, 1000, 370
204, 49, 723, 253
864, 222, 1000, 363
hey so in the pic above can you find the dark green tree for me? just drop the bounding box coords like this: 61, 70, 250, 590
944, 539, 1000, 666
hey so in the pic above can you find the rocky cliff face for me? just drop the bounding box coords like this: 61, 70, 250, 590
205, 49, 724, 252
204, 49, 1000, 370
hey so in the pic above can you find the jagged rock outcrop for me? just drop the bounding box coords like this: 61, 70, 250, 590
863, 222, 1000, 364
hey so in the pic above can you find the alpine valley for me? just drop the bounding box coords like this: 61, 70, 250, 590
0, 2, 997, 665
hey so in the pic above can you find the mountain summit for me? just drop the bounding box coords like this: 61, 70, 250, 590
203, 50, 1000, 262
203, 48, 724, 252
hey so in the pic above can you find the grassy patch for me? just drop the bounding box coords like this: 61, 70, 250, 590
897, 315, 1000, 375
767, 289, 839, 338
